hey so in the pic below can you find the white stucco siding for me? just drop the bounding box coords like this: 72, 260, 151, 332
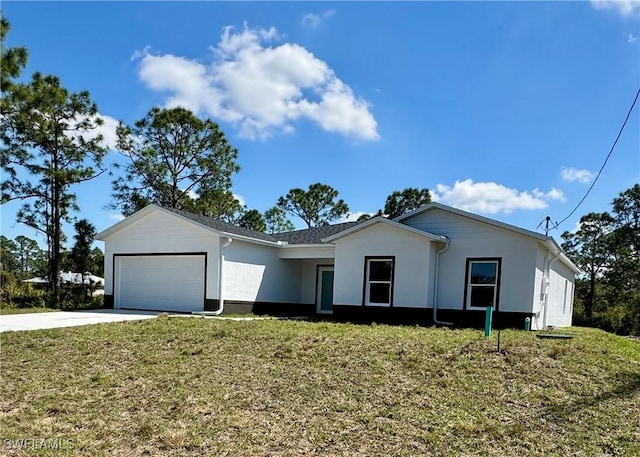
544, 259, 575, 327
223, 240, 301, 303
532, 248, 547, 329
333, 224, 433, 308
534, 248, 546, 307
102, 209, 220, 300
403, 209, 538, 313
532, 246, 576, 329
300, 259, 334, 305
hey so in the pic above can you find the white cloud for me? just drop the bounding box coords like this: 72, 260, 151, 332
431, 179, 565, 214
130, 45, 151, 62
233, 193, 246, 207
547, 188, 566, 201
590, 1, 640, 17
135, 23, 378, 141
95, 114, 119, 150
62, 113, 118, 151
560, 167, 594, 184
629, 33, 639, 42
533, 187, 566, 202
302, 9, 336, 29
302, 13, 322, 29
109, 213, 125, 221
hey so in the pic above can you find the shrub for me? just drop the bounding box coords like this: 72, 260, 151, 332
0, 271, 47, 309
58, 286, 105, 310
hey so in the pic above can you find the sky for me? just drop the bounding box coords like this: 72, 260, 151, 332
1, 1, 639, 251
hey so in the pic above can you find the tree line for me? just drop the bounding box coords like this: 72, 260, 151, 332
1, 220, 104, 281
561, 184, 639, 335
1, 219, 104, 308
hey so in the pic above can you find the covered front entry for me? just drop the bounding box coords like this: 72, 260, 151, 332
114, 254, 206, 312
316, 266, 334, 314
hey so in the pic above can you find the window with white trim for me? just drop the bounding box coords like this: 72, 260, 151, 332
364, 257, 394, 306
465, 259, 501, 310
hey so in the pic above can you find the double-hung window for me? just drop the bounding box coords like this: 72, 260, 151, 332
465, 258, 501, 310
364, 257, 394, 306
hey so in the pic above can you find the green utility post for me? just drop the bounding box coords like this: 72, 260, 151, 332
525, 317, 531, 332
484, 306, 493, 338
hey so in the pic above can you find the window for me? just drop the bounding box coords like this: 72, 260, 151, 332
364, 257, 394, 306
465, 258, 501, 310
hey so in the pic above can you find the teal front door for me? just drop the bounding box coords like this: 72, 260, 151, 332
316, 266, 334, 314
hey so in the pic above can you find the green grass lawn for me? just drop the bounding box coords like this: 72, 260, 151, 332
1, 318, 639, 456
0, 307, 57, 315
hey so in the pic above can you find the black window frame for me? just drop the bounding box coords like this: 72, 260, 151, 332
463, 257, 502, 311
362, 256, 395, 307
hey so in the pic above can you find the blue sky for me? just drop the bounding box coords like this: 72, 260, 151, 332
2, 1, 639, 250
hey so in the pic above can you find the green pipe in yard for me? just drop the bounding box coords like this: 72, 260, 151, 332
484, 306, 493, 338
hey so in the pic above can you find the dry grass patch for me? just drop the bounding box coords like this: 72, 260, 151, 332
1, 318, 639, 456
0, 307, 57, 315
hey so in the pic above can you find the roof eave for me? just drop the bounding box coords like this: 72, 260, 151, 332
220, 231, 283, 247
395, 202, 548, 242
543, 238, 581, 274
280, 243, 331, 248
322, 217, 449, 243
96, 204, 162, 240
97, 205, 280, 246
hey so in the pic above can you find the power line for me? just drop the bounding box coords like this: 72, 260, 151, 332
552, 87, 640, 232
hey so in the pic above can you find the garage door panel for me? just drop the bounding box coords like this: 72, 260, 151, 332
116, 255, 205, 312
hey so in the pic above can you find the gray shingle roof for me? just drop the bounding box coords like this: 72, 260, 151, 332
272, 222, 360, 244
164, 208, 279, 243
164, 207, 359, 245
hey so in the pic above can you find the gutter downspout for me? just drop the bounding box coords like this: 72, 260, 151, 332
213, 237, 233, 316
432, 239, 453, 326
542, 249, 562, 329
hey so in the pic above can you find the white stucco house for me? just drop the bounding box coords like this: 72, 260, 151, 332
96, 203, 579, 329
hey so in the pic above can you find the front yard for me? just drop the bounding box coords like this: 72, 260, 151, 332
1, 317, 639, 456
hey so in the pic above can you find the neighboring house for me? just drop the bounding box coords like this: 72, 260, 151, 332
23, 272, 105, 296
23, 272, 105, 287
96, 203, 579, 329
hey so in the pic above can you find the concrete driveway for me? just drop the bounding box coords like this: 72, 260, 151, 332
0, 309, 160, 332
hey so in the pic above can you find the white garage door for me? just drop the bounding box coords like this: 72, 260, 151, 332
115, 254, 205, 312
